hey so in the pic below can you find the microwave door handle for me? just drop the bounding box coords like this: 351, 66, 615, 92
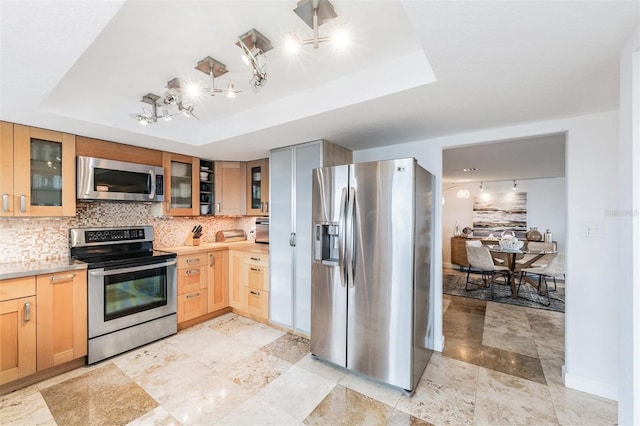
148, 169, 156, 200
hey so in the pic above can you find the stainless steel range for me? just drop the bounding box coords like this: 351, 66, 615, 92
70, 226, 177, 364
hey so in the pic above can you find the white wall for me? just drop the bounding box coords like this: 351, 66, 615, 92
354, 109, 621, 401
442, 178, 567, 266
617, 25, 640, 426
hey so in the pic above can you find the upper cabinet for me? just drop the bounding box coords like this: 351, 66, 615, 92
214, 161, 246, 215
162, 153, 199, 216
199, 159, 214, 216
0, 123, 75, 217
246, 159, 269, 216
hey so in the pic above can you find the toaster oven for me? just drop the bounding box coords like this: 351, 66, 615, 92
255, 217, 269, 244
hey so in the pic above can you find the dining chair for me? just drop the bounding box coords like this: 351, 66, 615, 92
465, 245, 512, 300
515, 241, 555, 271
518, 252, 565, 306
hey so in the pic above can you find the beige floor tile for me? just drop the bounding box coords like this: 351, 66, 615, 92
190, 333, 259, 373
219, 395, 303, 426
261, 333, 310, 364
295, 354, 347, 383
256, 365, 336, 421
223, 350, 293, 394
481, 326, 539, 358
474, 367, 558, 425
125, 406, 180, 426
208, 313, 258, 336
166, 323, 228, 355
548, 383, 617, 425
339, 370, 404, 407
0, 386, 55, 426
304, 385, 394, 425
232, 321, 286, 350
387, 408, 434, 425
114, 339, 190, 381
40, 363, 157, 426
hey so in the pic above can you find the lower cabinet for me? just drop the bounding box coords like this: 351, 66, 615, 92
208, 250, 229, 313
36, 271, 87, 370
229, 250, 270, 321
177, 253, 208, 323
0, 277, 36, 385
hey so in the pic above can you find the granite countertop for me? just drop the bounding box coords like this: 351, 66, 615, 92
161, 241, 269, 255
0, 258, 88, 281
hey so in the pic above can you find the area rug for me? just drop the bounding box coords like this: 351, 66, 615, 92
443, 272, 565, 313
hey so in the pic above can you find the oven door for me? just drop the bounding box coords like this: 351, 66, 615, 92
88, 258, 177, 338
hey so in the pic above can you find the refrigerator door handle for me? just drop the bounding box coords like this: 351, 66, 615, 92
338, 187, 348, 287
346, 187, 356, 288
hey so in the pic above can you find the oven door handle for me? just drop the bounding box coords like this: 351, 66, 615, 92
89, 259, 177, 277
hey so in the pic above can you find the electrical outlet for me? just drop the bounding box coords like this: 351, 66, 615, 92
583, 221, 604, 238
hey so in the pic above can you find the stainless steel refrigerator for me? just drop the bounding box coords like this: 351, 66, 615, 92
310, 158, 435, 392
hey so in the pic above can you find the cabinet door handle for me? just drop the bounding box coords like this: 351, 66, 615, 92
216, 202, 221, 213
24, 302, 31, 321
50, 273, 76, 282
166, 201, 170, 213
250, 257, 261, 262
250, 290, 260, 296
250, 267, 261, 272
186, 293, 200, 300
209, 254, 214, 267
265, 202, 269, 213
290, 233, 296, 247
2, 193, 8, 212
186, 269, 200, 275
186, 258, 200, 264
19, 194, 26, 213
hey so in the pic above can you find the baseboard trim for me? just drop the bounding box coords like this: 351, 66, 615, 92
434, 335, 445, 352
563, 368, 618, 401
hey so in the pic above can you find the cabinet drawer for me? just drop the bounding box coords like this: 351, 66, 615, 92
177, 290, 208, 323
246, 289, 268, 320
178, 265, 206, 295
178, 253, 207, 269
245, 264, 270, 291
0, 276, 36, 301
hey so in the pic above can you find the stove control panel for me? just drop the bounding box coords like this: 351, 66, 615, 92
85, 228, 146, 243
70, 226, 154, 247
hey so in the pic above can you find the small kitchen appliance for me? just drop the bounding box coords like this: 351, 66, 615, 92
70, 226, 177, 364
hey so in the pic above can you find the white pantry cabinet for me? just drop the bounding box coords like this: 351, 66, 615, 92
269, 140, 351, 334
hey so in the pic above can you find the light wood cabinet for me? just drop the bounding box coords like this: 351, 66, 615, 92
228, 250, 248, 312
243, 254, 269, 320
208, 250, 229, 313
0, 277, 36, 385
163, 152, 199, 216
76, 136, 163, 166
36, 271, 87, 371
177, 253, 208, 323
214, 161, 246, 215
246, 158, 269, 216
1, 122, 76, 217
228, 250, 269, 320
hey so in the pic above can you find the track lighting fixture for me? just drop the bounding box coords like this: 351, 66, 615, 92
479, 181, 484, 192
512, 180, 517, 191
286, 0, 347, 52
236, 28, 272, 91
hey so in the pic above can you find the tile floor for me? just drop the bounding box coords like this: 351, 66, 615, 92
1, 298, 617, 425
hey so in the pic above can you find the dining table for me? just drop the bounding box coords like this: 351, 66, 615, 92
487, 246, 556, 297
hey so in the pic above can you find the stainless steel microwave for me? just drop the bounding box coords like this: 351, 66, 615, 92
77, 156, 165, 202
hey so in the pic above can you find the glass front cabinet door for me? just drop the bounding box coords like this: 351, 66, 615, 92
163, 153, 198, 216
246, 158, 269, 216
2, 124, 76, 217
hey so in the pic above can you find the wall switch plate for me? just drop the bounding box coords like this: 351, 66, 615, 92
583, 221, 604, 238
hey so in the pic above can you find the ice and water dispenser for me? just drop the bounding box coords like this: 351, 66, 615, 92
314, 223, 340, 265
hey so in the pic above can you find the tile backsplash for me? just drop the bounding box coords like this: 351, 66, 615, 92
0, 202, 257, 263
